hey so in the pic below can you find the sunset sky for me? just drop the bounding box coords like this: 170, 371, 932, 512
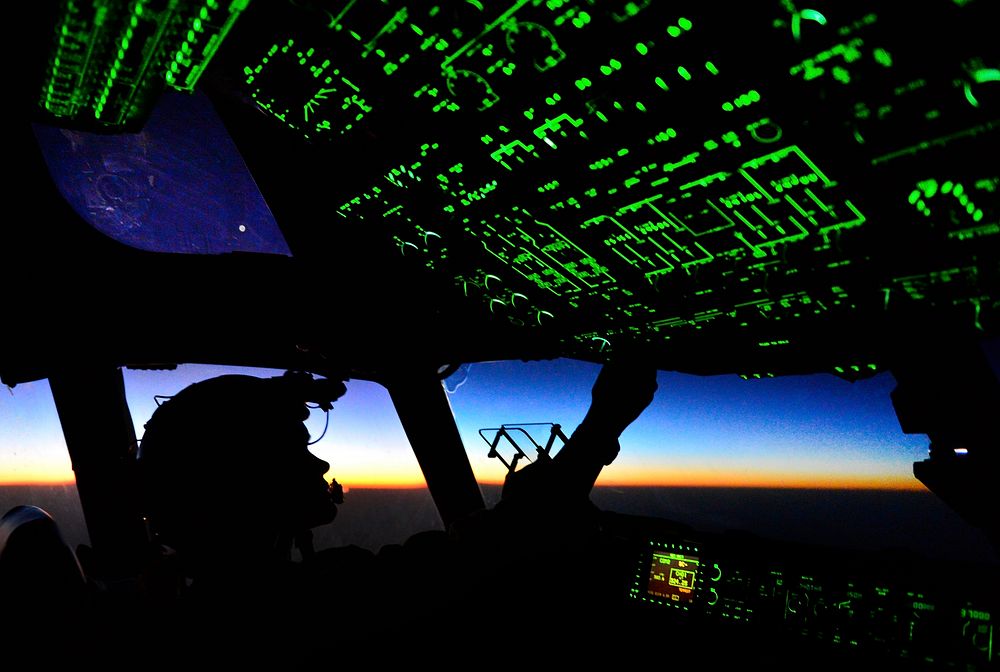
1, 358, 933, 490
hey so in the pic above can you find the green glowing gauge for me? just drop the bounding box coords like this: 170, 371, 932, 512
504, 20, 565, 72
909, 179, 994, 234
245, 38, 373, 138
445, 67, 499, 111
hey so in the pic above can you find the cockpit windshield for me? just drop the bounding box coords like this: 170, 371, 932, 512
445, 358, 998, 565
10, 359, 992, 564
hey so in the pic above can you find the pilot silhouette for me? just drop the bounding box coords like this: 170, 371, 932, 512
137, 372, 347, 595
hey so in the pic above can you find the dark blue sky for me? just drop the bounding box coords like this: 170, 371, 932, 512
444, 359, 928, 488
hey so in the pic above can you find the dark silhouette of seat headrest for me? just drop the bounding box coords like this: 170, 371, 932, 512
0, 505, 86, 604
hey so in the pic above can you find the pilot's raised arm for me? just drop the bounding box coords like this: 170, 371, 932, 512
498, 362, 658, 506
432, 363, 659, 645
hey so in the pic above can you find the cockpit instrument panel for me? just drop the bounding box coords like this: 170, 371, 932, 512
628, 532, 996, 668
630, 541, 701, 609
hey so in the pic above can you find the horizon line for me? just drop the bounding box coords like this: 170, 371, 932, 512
0, 479, 926, 492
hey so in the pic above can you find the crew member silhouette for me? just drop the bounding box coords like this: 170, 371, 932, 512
138, 372, 347, 598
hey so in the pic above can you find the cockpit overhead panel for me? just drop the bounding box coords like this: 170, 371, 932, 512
31, 1, 999, 375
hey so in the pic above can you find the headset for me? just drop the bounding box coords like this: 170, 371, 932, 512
268, 370, 347, 413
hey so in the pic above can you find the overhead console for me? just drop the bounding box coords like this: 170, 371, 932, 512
25, 1, 998, 375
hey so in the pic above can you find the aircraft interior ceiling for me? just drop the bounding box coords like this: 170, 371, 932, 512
6, 0, 997, 384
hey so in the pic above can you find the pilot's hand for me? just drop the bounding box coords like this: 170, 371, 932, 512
582, 363, 658, 438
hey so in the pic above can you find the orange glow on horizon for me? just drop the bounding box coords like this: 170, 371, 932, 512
334, 470, 924, 491
594, 477, 923, 490
0, 480, 78, 487
2, 469, 923, 492
338, 480, 430, 492
0, 476, 925, 490
595, 465, 924, 491
0, 476, 924, 491
0, 468, 76, 487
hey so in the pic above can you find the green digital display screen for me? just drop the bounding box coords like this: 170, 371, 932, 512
647, 551, 699, 604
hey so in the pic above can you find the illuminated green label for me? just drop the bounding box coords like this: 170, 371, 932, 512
962, 609, 991, 621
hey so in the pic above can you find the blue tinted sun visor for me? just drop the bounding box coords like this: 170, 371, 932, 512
33, 90, 290, 256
